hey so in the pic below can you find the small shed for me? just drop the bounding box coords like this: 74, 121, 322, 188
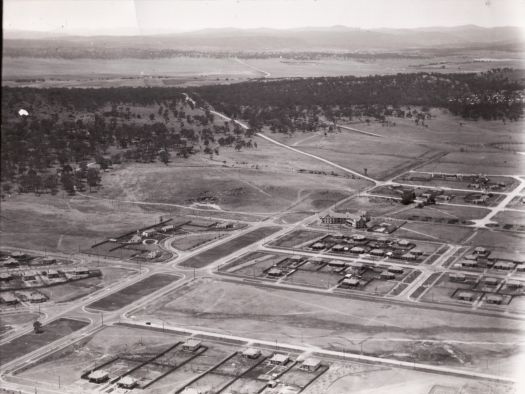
464, 254, 478, 261
242, 348, 261, 359
474, 247, 488, 255
397, 239, 410, 247
269, 353, 289, 365
328, 260, 346, 268
506, 280, 523, 289
11, 251, 26, 259
117, 376, 138, 389
42, 256, 56, 264
350, 246, 365, 254
483, 277, 499, 286
352, 234, 367, 242
461, 260, 478, 268
331, 244, 346, 252
380, 271, 395, 280
268, 268, 283, 277
300, 358, 321, 372
23, 271, 37, 281
0, 293, 19, 305
88, 370, 109, 383
142, 229, 156, 237
28, 292, 47, 303
370, 249, 385, 256
346, 262, 364, 270
457, 291, 475, 302
493, 261, 515, 270
449, 273, 466, 282
161, 225, 175, 233
0, 272, 13, 282
311, 242, 325, 250
182, 339, 202, 352
47, 270, 60, 279
388, 266, 404, 274
485, 294, 503, 305
341, 278, 360, 287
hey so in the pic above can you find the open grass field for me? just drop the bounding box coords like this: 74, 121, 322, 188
180, 226, 281, 268
0, 318, 88, 365
468, 229, 525, 250
87, 273, 180, 311
306, 364, 514, 394
97, 144, 366, 215
0, 193, 182, 253
266, 111, 524, 181
493, 210, 525, 226
270, 230, 326, 249
390, 204, 490, 224
393, 222, 474, 243
170, 232, 227, 251
133, 278, 524, 377
270, 131, 435, 180
418, 151, 525, 176
13, 325, 181, 387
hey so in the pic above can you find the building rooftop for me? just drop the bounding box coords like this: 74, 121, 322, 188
270, 353, 289, 363
457, 291, 474, 298
183, 339, 202, 348
302, 357, 321, 368
88, 370, 108, 380
118, 376, 137, 386
242, 347, 261, 357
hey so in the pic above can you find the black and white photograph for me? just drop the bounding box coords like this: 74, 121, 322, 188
1, 1, 524, 393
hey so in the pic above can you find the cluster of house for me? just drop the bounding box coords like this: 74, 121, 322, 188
455, 290, 509, 305
1, 251, 58, 269
340, 263, 404, 288
311, 234, 421, 261
0, 267, 102, 293
454, 247, 525, 272
86, 341, 324, 391
0, 290, 47, 305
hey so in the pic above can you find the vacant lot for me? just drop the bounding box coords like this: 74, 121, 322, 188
171, 232, 227, 251
393, 222, 474, 243
180, 226, 281, 268
134, 278, 524, 376
271, 230, 326, 248
492, 210, 525, 226
390, 204, 490, 224
418, 151, 525, 176
14, 325, 181, 387
98, 157, 363, 215
87, 274, 180, 311
0, 312, 39, 337
0, 194, 184, 253
0, 318, 88, 365
468, 229, 525, 250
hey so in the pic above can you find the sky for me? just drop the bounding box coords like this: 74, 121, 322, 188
3, 0, 525, 35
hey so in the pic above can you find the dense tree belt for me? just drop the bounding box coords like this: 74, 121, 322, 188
193, 69, 524, 132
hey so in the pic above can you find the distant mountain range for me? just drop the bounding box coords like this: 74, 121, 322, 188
4, 25, 524, 54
